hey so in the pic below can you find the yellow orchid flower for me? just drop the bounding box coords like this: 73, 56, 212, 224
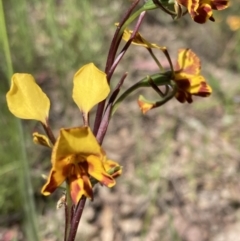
41, 127, 121, 204
6, 64, 121, 203
177, 0, 229, 24
138, 49, 212, 113
174, 49, 212, 103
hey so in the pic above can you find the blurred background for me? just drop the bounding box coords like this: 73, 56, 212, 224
0, 0, 240, 240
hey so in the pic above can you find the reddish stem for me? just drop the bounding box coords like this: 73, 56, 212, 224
96, 103, 113, 145
96, 72, 127, 144
105, 0, 141, 74
42, 119, 56, 145
67, 197, 87, 241
108, 11, 146, 81
93, 0, 141, 136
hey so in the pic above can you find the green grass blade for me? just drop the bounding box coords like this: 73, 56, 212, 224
0, 1, 40, 240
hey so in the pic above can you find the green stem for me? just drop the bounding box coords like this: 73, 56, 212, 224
154, 83, 178, 107
112, 72, 171, 115
118, 2, 157, 39
147, 48, 164, 71
118, 0, 175, 39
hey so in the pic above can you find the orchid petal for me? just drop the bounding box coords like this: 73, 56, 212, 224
177, 0, 229, 24
176, 49, 201, 76
73, 63, 109, 114
53, 127, 102, 160
70, 174, 93, 204
138, 95, 155, 114
41, 168, 66, 195
6, 74, 50, 125
103, 160, 122, 178
194, 3, 213, 24
87, 155, 115, 187
122, 28, 164, 50
174, 49, 212, 103
33, 132, 52, 148
187, 76, 212, 96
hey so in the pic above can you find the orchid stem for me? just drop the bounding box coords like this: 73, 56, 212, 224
67, 196, 87, 241
42, 121, 56, 145
118, 3, 157, 41
147, 48, 164, 71
155, 84, 177, 107
112, 72, 171, 115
